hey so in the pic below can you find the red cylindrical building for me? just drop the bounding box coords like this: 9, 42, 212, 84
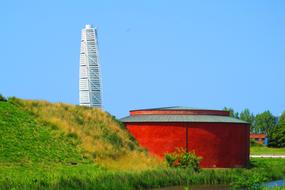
121, 106, 250, 168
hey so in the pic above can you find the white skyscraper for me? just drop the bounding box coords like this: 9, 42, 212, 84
79, 24, 102, 108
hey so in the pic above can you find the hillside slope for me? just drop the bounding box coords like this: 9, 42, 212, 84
0, 101, 85, 164
0, 98, 161, 170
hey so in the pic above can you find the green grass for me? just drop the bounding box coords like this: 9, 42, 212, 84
0, 101, 86, 164
250, 158, 285, 180
1, 98, 285, 189
251, 146, 285, 155
1, 158, 285, 190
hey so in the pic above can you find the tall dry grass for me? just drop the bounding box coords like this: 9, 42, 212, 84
10, 98, 162, 170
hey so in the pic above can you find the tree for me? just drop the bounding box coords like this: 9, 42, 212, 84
0, 94, 7, 102
279, 111, 285, 123
240, 108, 256, 133
223, 107, 239, 119
269, 111, 285, 147
255, 111, 275, 135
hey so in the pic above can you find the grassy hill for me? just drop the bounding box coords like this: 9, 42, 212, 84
0, 100, 84, 164
0, 97, 160, 170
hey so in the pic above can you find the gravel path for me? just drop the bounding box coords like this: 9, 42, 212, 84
250, 155, 285, 158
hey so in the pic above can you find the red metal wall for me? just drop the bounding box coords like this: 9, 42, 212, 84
126, 122, 249, 168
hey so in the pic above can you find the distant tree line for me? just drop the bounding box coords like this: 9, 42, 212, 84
223, 107, 285, 148
0, 94, 7, 102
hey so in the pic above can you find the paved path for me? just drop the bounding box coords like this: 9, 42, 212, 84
250, 155, 285, 158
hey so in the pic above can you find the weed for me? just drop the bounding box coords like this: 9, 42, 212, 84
165, 148, 201, 171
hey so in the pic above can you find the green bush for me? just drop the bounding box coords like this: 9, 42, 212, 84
0, 94, 7, 102
165, 147, 201, 172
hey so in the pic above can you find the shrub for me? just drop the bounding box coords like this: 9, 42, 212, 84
165, 147, 201, 172
0, 94, 7, 102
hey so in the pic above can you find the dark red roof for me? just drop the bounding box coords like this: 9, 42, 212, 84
130, 106, 230, 116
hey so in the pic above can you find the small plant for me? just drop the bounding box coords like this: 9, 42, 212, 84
165, 147, 201, 172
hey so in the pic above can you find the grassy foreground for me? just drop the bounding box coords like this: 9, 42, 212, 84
1, 158, 285, 190
251, 146, 285, 155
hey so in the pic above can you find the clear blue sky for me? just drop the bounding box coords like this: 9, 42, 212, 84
0, 1, 284, 118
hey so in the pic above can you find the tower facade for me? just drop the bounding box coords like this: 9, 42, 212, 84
79, 24, 102, 108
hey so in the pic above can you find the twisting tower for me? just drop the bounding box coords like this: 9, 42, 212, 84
79, 24, 102, 108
